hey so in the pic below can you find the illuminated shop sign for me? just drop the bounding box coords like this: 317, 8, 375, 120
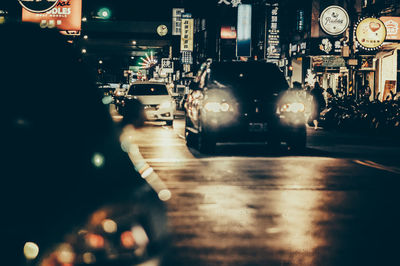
180, 18, 194, 52
22, 0, 82, 33
217, 0, 242, 8
289, 42, 307, 57
355, 17, 387, 50
296, 9, 304, 32
18, 0, 58, 13
380, 17, 400, 40
312, 56, 345, 68
236, 4, 252, 57
220, 26, 237, 39
181, 51, 193, 65
319, 5, 349, 36
309, 37, 342, 55
266, 3, 280, 61
172, 8, 184, 36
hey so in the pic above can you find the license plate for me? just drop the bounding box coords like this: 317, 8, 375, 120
248, 122, 268, 132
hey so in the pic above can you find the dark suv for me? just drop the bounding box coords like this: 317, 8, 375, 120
184, 61, 307, 153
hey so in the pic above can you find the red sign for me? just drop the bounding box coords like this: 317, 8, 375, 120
220, 26, 237, 39
22, 0, 81, 32
18, 0, 59, 13
380, 17, 400, 40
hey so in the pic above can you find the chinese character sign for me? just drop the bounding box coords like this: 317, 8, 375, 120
180, 18, 194, 52
266, 3, 280, 61
217, 0, 242, 7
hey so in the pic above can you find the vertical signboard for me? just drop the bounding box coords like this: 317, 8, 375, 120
180, 18, 194, 52
172, 8, 185, 36
236, 4, 252, 57
22, 0, 82, 34
265, 3, 280, 62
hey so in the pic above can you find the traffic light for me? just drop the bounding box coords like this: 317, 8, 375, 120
97, 7, 111, 19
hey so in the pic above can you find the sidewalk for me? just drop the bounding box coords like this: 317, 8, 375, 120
306, 126, 400, 169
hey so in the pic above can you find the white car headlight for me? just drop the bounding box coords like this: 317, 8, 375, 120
280, 102, 305, 113
159, 101, 173, 109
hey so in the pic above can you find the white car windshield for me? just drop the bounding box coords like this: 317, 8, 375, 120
128, 84, 168, 96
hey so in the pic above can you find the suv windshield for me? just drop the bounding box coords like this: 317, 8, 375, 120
128, 84, 168, 96
210, 62, 288, 96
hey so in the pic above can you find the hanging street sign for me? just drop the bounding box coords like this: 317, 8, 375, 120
18, 0, 59, 13
355, 17, 387, 50
319, 5, 349, 36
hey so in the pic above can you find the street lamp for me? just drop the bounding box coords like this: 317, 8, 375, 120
97, 7, 112, 20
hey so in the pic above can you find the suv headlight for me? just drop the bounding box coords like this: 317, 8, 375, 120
204, 102, 230, 112
279, 102, 305, 113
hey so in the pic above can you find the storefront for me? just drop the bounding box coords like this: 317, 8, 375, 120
288, 41, 307, 86
373, 17, 400, 101
375, 44, 399, 101
309, 37, 348, 94
354, 17, 395, 101
351, 55, 376, 100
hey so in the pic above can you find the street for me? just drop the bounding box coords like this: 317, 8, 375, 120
3, 1, 400, 265
121, 115, 400, 266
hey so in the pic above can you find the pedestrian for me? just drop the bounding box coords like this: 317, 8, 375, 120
119, 99, 146, 129
362, 85, 371, 101
310, 82, 326, 130
326, 87, 334, 98
292, 81, 303, 90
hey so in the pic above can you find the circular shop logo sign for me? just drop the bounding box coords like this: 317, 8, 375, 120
355, 18, 387, 50
157, 25, 168, 36
18, 0, 59, 13
319, 5, 349, 35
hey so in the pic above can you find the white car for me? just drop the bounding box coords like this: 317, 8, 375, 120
125, 82, 175, 126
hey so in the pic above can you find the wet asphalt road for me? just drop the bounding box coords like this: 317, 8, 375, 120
122, 115, 400, 266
